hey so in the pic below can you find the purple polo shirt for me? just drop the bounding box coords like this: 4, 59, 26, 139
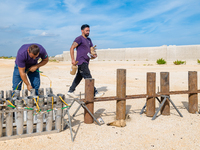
15, 43, 48, 69
74, 35, 93, 65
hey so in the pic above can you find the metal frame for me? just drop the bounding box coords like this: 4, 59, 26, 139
140, 95, 183, 120
62, 106, 74, 142
62, 98, 101, 142
69, 99, 101, 125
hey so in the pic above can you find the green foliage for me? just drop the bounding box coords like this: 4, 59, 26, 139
156, 58, 166, 64
0, 56, 15, 59
173, 60, 186, 65
197, 59, 200, 64
49, 59, 59, 62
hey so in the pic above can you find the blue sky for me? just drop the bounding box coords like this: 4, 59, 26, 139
0, 0, 200, 56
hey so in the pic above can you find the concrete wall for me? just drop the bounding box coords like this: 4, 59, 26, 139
62, 45, 200, 61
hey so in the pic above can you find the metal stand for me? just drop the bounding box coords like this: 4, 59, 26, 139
140, 97, 160, 115
140, 95, 183, 120
70, 99, 101, 125
63, 106, 74, 142
62, 98, 101, 142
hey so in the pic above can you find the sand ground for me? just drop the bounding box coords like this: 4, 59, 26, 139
0, 59, 200, 150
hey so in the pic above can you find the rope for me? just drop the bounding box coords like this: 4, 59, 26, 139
6, 100, 15, 108
61, 106, 70, 109
37, 96, 39, 105
12, 69, 27, 97
59, 96, 69, 106
40, 73, 52, 87
15, 80, 23, 90
59, 96, 70, 110
33, 97, 40, 113
12, 93, 15, 98
12, 80, 23, 97
22, 99, 33, 110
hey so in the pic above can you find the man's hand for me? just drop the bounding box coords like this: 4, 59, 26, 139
29, 65, 38, 72
91, 54, 97, 58
90, 45, 97, 60
72, 59, 76, 65
27, 84, 33, 91
18, 67, 32, 90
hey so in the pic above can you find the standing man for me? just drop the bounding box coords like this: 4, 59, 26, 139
67, 24, 104, 98
13, 44, 48, 95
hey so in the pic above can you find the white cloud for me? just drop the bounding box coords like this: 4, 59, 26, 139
63, 0, 85, 14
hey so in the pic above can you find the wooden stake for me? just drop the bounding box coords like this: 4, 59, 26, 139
160, 72, 170, 115
188, 71, 198, 113
146, 72, 156, 117
84, 78, 94, 124
116, 69, 126, 120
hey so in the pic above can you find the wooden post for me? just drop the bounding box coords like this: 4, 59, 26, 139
160, 72, 170, 115
146, 72, 156, 117
188, 71, 198, 113
116, 69, 126, 120
84, 78, 94, 124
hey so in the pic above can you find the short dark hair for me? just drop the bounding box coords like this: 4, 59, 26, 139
29, 45, 40, 55
81, 24, 90, 30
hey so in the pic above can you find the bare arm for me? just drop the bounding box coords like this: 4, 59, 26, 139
36, 57, 49, 68
70, 42, 78, 65
29, 57, 49, 72
18, 67, 33, 91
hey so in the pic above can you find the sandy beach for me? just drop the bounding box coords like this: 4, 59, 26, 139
0, 59, 200, 150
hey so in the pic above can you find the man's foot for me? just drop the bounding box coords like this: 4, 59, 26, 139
67, 92, 78, 98
94, 91, 104, 98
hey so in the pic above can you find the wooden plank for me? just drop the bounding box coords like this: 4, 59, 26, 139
84, 78, 94, 124
116, 69, 126, 120
188, 71, 198, 113
160, 72, 170, 115
146, 72, 156, 117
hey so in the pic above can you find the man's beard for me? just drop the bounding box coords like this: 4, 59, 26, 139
85, 33, 89, 37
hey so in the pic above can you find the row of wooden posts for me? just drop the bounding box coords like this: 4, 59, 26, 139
83, 69, 199, 123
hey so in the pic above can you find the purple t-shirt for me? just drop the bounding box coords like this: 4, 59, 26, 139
74, 35, 93, 65
15, 43, 48, 69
